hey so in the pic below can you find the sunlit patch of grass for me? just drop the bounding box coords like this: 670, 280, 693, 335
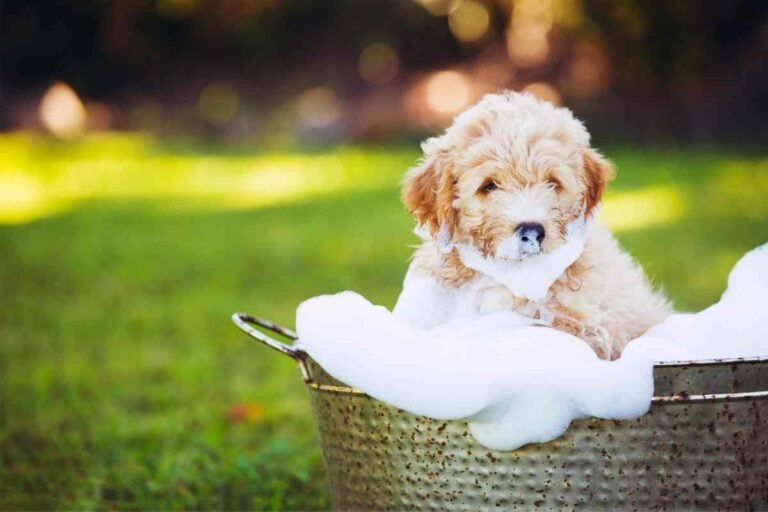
601, 185, 685, 232
0, 132, 415, 224
0, 171, 72, 223
704, 159, 768, 221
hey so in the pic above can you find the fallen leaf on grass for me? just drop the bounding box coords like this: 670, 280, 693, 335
227, 402, 265, 423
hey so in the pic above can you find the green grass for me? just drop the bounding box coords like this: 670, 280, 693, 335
0, 134, 766, 510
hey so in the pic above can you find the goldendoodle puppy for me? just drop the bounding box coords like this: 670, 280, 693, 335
394, 91, 671, 359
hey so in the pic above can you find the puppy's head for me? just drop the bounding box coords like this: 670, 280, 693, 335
403, 92, 613, 260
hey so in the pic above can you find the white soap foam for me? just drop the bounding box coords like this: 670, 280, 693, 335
294, 243, 768, 451
647, 243, 768, 359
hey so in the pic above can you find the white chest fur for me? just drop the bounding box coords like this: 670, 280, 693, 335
455, 214, 591, 302
393, 214, 593, 331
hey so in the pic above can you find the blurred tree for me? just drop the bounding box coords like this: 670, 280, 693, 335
1, 0, 766, 141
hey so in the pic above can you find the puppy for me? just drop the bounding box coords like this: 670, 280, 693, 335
393, 92, 671, 360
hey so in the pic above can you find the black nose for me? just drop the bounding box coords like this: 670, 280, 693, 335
516, 222, 545, 243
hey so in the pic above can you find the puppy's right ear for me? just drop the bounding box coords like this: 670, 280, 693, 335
401, 140, 457, 240
582, 148, 615, 218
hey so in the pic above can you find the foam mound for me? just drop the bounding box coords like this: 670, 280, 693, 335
294, 244, 767, 451
648, 243, 768, 359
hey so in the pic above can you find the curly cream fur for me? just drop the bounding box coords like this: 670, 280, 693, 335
397, 92, 671, 360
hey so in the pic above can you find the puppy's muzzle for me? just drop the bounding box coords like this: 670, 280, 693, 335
516, 222, 545, 255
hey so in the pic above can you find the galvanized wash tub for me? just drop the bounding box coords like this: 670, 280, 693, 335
233, 313, 768, 511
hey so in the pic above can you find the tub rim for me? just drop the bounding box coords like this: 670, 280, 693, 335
232, 312, 768, 402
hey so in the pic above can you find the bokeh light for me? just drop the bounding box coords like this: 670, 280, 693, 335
522, 82, 561, 105
39, 82, 87, 139
425, 70, 473, 115
564, 42, 613, 97
297, 87, 342, 128
506, 0, 553, 68
197, 83, 239, 126
448, 1, 491, 43
358, 43, 399, 85
414, 0, 461, 16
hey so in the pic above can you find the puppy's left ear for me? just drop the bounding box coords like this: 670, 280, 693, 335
582, 148, 615, 217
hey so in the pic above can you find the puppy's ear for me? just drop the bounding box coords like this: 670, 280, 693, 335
582, 148, 615, 217
401, 144, 457, 241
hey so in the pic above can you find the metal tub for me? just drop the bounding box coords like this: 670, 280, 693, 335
233, 313, 768, 511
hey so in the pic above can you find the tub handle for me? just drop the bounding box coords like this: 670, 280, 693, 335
231, 313, 313, 382
231, 312, 301, 356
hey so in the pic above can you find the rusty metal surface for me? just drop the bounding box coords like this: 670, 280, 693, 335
653, 357, 768, 397
304, 358, 768, 510
232, 314, 768, 511
308, 373, 768, 510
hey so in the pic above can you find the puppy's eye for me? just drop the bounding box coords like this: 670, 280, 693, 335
547, 178, 563, 191
480, 181, 498, 194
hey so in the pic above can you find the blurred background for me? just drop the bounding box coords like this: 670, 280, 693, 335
1, 1, 767, 510
3, 0, 768, 143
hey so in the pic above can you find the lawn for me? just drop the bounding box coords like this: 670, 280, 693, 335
1, 133, 766, 510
